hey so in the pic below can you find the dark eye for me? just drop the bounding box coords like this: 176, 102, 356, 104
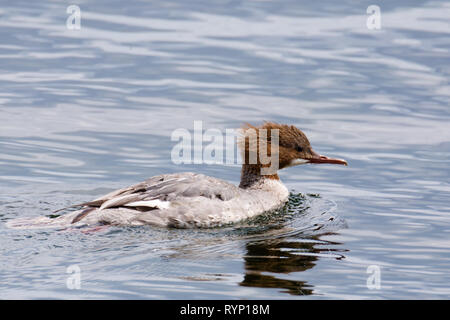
296, 146, 303, 152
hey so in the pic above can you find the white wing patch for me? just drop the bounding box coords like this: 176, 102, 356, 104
124, 200, 171, 210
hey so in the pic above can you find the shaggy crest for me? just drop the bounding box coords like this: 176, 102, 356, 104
238, 121, 314, 172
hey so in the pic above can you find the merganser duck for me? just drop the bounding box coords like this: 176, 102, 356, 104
6, 122, 347, 229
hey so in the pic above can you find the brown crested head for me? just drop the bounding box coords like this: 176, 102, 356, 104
238, 121, 347, 173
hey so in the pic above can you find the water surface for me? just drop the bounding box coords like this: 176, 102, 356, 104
0, 0, 449, 299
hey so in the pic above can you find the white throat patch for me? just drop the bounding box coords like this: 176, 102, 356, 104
286, 158, 310, 167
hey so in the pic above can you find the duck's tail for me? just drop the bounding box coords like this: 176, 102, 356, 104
5, 210, 83, 230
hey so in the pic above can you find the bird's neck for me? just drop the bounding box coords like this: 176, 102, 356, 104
239, 164, 279, 189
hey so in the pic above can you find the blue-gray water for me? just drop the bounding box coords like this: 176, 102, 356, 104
0, 0, 449, 299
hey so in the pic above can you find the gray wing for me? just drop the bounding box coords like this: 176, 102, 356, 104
61, 172, 240, 214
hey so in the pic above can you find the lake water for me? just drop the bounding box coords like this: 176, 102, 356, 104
0, 0, 449, 299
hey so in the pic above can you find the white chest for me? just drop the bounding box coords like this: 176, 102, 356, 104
246, 178, 289, 211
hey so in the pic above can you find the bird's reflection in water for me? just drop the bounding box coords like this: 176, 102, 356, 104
240, 236, 345, 295
236, 193, 347, 295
